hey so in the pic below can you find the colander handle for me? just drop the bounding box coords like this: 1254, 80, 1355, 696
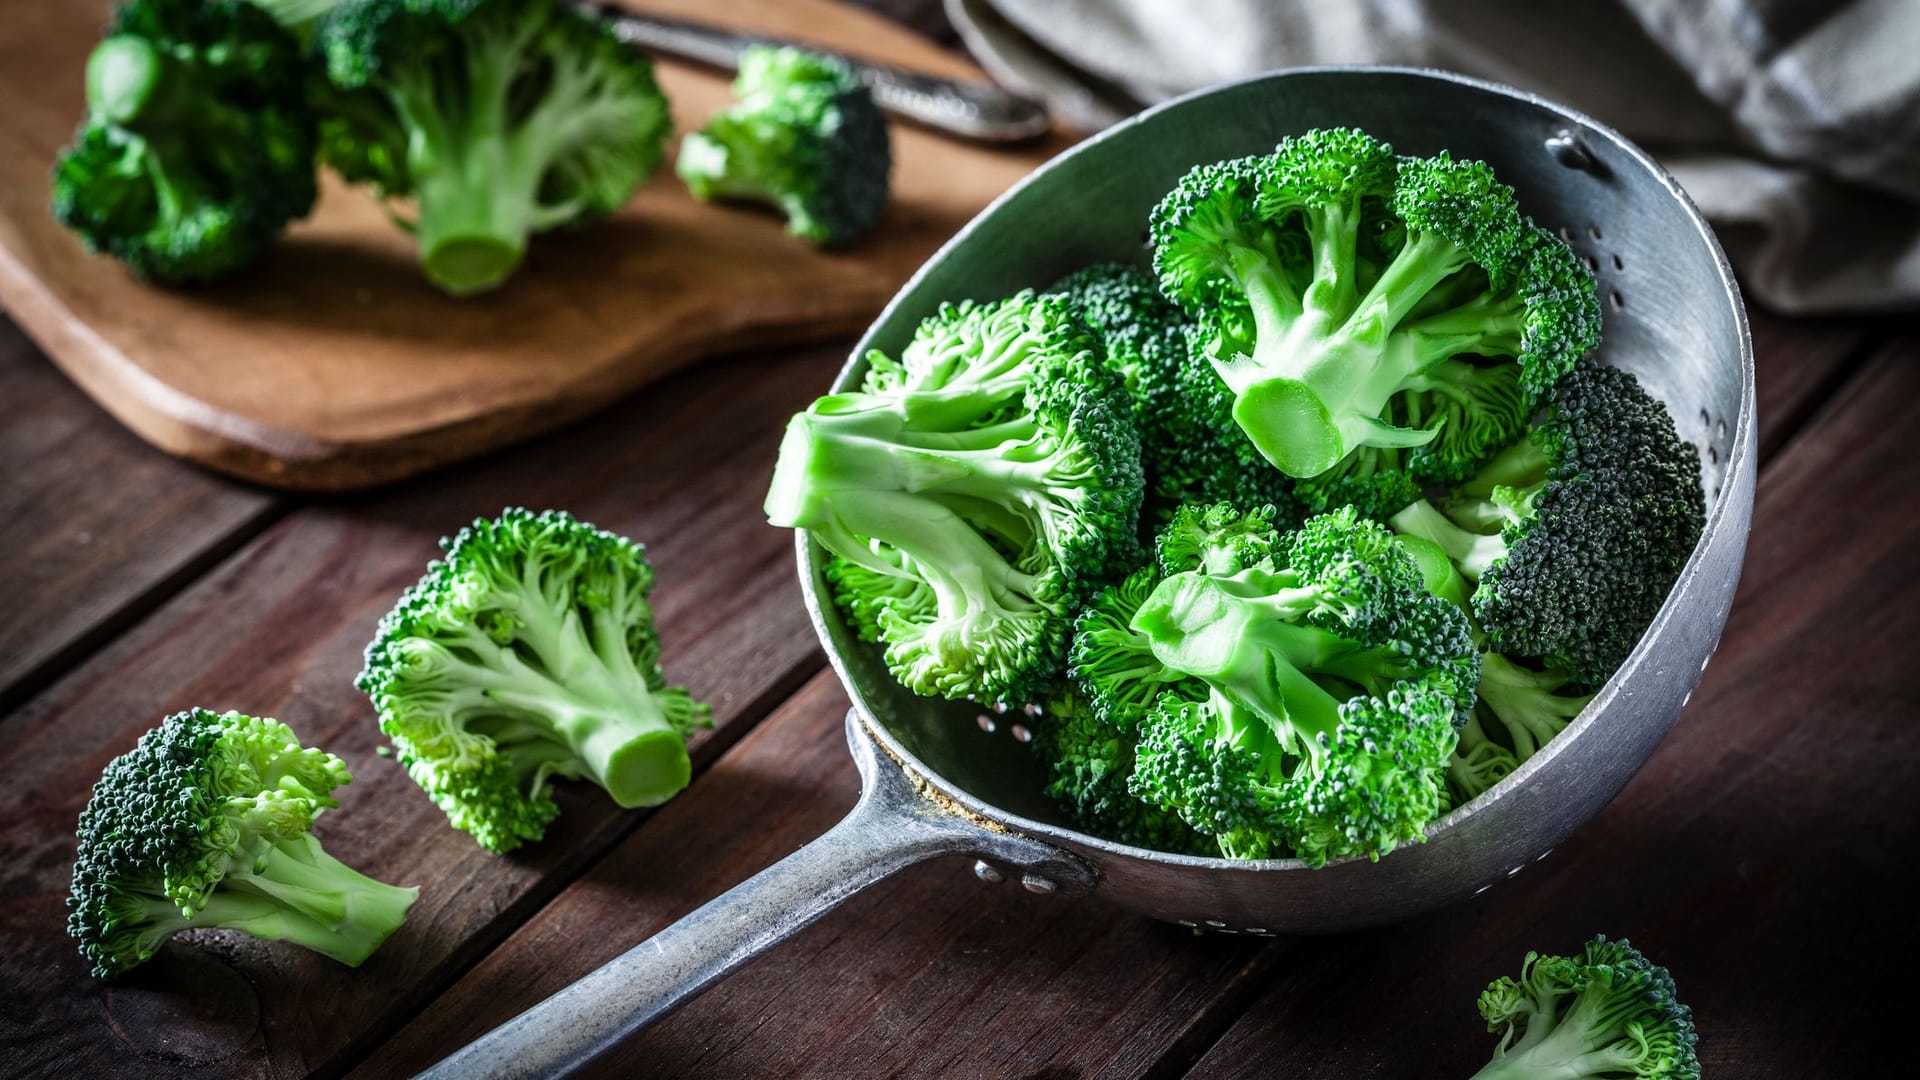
420, 709, 1088, 1080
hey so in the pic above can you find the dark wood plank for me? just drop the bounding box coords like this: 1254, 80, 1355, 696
1182, 339, 1920, 1079
0, 343, 836, 1080
0, 315, 279, 712
1744, 307, 1880, 462
358, 671, 1288, 1080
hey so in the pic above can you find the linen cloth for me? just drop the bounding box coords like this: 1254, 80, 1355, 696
946, 0, 1920, 314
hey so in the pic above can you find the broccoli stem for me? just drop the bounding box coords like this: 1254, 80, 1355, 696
1468, 979, 1653, 1080
216, 835, 417, 966
1390, 500, 1507, 582
1476, 654, 1590, 758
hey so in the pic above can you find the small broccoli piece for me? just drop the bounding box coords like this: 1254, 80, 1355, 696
1447, 713, 1518, 806
315, 0, 673, 295
1390, 362, 1706, 685
68, 709, 417, 977
51, 0, 318, 284
358, 508, 710, 852
677, 45, 890, 248
247, 0, 345, 30
768, 292, 1143, 704
1070, 502, 1282, 732
1471, 935, 1700, 1080
1151, 128, 1599, 483
1122, 508, 1479, 864
1045, 264, 1302, 526
1031, 691, 1209, 854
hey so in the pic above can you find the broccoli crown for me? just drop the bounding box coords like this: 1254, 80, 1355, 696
315, 0, 672, 294
676, 45, 890, 248
1031, 691, 1209, 854
1121, 507, 1478, 863
1154, 501, 1284, 578
1390, 362, 1706, 685
1472, 935, 1700, 1080
1149, 128, 1599, 486
68, 708, 417, 977
50, 0, 317, 283
768, 292, 1143, 705
1045, 264, 1302, 527
356, 508, 710, 852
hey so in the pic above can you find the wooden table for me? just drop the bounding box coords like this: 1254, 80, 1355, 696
3, 24, 1916, 1080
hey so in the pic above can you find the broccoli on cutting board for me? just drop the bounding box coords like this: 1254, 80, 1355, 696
313, 0, 674, 295
678, 45, 892, 248
68, 709, 417, 977
51, 0, 319, 284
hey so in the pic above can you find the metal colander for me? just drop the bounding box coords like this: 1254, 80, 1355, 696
427, 67, 1754, 1078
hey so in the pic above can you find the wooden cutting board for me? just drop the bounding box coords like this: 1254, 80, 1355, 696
0, 0, 1065, 490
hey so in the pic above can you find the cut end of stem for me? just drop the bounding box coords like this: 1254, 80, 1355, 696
86, 36, 164, 127
601, 729, 692, 808
1232, 377, 1344, 478
421, 235, 524, 297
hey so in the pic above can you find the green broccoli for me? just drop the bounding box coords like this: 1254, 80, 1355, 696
247, 0, 345, 30
767, 291, 1143, 704
313, 0, 673, 295
1396, 532, 1593, 806
1390, 361, 1706, 686
1150, 128, 1599, 489
68, 709, 417, 977
51, 0, 318, 284
677, 45, 891, 248
1031, 691, 1209, 854
1471, 936, 1699, 1080
1044, 264, 1302, 526
1113, 507, 1479, 863
357, 508, 710, 852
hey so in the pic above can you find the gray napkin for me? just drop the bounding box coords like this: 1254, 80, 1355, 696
947, 0, 1920, 314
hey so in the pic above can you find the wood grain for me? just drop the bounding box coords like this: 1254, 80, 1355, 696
0, 316, 279, 712
0, 343, 837, 1080
0, 0, 1061, 491
356, 670, 1289, 1080
1181, 338, 1920, 1079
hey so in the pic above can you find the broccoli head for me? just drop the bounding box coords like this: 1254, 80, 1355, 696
314, 0, 673, 294
357, 508, 711, 852
1118, 507, 1479, 863
768, 292, 1143, 704
51, 0, 318, 283
1031, 691, 1210, 854
1472, 935, 1700, 1080
1390, 361, 1706, 685
1045, 264, 1302, 526
1150, 128, 1599, 486
677, 45, 891, 248
68, 708, 417, 977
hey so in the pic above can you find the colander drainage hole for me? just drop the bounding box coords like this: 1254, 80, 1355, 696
1612, 253, 1624, 271
1588, 224, 1603, 241
976, 714, 996, 733
1610, 290, 1624, 311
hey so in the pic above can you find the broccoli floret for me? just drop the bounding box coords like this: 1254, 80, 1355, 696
51, 0, 318, 284
677, 45, 890, 248
1151, 128, 1598, 484
1390, 362, 1706, 685
314, 0, 672, 295
1154, 501, 1285, 578
767, 292, 1143, 704
357, 508, 710, 852
1119, 508, 1479, 863
1471, 935, 1700, 1080
1045, 264, 1301, 526
1031, 691, 1209, 854
68, 709, 417, 977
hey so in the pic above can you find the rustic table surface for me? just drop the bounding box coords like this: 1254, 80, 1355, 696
3, 8, 1916, 1079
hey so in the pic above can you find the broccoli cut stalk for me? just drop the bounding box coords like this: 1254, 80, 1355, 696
767, 292, 1142, 704
358, 509, 710, 852
68, 709, 417, 977
316, 0, 673, 295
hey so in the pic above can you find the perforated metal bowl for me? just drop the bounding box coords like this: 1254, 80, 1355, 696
427, 67, 1753, 1079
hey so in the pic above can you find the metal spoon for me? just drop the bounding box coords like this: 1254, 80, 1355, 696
575, 1, 1052, 143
